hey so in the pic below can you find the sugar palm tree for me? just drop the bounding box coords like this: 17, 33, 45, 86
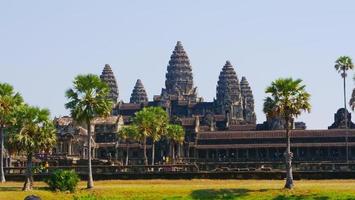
118, 125, 139, 166
8, 105, 56, 190
133, 107, 168, 166
133, 108, 154, 165
0, 83, 23, 183
264, 78, 311, 189
65, 74, 113, 189
335, 56, 353, 162
335, 56, 354, 128
166, 124, 185, 164
149, 107, 168, 165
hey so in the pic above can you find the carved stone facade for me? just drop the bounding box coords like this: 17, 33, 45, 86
216, 61, 243, 124
130, 79, 148, 104
100, 64, 119, 103
240, 77, 257, 124
328, 108, 355, 129
161, 41, 198, 103
54, 116, 91, 159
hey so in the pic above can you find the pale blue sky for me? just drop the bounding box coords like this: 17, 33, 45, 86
1, 1, 355, 129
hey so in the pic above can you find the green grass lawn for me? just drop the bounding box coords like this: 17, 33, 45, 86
1, 179, 355, 200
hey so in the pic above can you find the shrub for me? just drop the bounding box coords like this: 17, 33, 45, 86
45, 169, 80, 192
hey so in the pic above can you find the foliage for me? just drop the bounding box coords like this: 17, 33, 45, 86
334, 56, 354, 77
0, 82, 23, 128
65, 74, 113, 124
132, 107, 169, 165
7, 104, 56, 190
166, 124, 185, 144
133, 107, 169, 140
118, 125, 140, 141
0, 82, 23, 182
45, 170, 80, 193
264, 78, 311, 121
8, 105, 56, 154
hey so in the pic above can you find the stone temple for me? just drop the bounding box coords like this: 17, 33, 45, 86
54, 41, 355, 166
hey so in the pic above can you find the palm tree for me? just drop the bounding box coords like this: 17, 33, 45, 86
149, 107, 168, 165
8, 105, 56, 191
264, 78, 311, 189
65, 74, 113, 189
0, 83, 23, 183
133, 107, 168, 166
118, 125, 139, 166
166, 124, 185, 164
133, 108, 154, 165
335, 56, 353, 162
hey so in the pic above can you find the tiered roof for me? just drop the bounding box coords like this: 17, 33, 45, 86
240, 76, 256, 123
216, 61, 241, 105
163, 41, 196, 100
100, 64, 119, 103
130, 79, 148, 104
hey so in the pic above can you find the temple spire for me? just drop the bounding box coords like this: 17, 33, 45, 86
240, 76, 256, 124
100, 64, 119, 103
216, 61, 241, 105
162, 41, 197, 101
130, 79, 148, 104
216, 61, 243, 121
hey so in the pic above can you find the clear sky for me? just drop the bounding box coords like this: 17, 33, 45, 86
1, 1, 355, 129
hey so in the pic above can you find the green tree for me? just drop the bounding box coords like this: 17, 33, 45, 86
166, 124, 185, 164
133, 107, 168, 166
118, 125, 139, 166
133, 108, 154, 165
8, 105, 56, 190
149, 107, 168, 165
335, 56, 354, 162
335, 56, 354, 127
0, 83, 23, 183
65, 74, 113, 189
264, 78, 311, 189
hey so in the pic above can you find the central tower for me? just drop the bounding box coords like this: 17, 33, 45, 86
161, 41, 197, 102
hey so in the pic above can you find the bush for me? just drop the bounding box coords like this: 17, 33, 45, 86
45, 169, 80, 192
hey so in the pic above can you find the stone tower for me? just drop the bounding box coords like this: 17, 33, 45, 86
240, 76, 256, 124
130, 79, 148, 104
216, 61, 243, 122
161, 41, 197, 102
100, 64, 119, 103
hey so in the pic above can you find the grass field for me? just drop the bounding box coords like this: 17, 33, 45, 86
1, 180, 355, 200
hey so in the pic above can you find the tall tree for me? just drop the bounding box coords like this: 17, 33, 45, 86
166, 124, 185, 164
118, 125, 139, 166
264, 78, 311, 189
133, 108, 154, 165
65, 74, 113, 189
8, 105, 56, 190
133, 107, 168, 166
0, 83, 23, 183
335, 56, 354, 126
149, 107, 168, 165
335, 56, 353, 162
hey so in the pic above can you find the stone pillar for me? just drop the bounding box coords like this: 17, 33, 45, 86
68, 142, 72, 156
266, 148, 270, 160
60, 142, 63, 153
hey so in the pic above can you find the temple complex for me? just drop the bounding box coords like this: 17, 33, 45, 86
54, 41, 355, 166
